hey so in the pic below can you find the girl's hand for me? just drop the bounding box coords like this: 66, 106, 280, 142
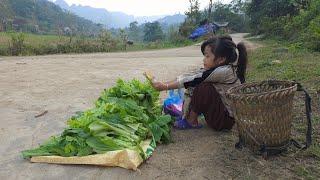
143, 71, 177, 91
143, 71, 154, 82
144, 71, 166, 91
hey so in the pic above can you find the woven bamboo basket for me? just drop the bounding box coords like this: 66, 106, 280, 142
226, 80, 298, 153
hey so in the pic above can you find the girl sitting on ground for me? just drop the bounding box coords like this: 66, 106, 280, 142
146, 35, 248, 130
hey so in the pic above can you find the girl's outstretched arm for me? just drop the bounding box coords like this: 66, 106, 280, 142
143, 71, 179, 91
151, 80, 179, 91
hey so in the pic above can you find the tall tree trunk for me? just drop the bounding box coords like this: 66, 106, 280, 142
208, 0, 213, 22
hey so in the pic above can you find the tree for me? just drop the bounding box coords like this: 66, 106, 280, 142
246, 0, 306, 34
99, 29, 116, 52
208, 0, 213, 21
206, 2, 249, 33
143, 21, 164, 42
179, 0, 202, 38
185, 0, 201, 25
230, 0, 246, 14
119, 29, 128, 50
10, 0, 35, 19
128, 21, 139, 41
167, 25, 185, 44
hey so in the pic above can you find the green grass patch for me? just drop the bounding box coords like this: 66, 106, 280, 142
0, 32, 197, 56
306, 144, 320, 160
294, 165, 320, 180
247, 39, 320, 90
0, 32, 70, 47
303, 115, 320, 160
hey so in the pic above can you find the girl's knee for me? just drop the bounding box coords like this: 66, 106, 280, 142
197, 82, 212, 89
194, 83, 218, 95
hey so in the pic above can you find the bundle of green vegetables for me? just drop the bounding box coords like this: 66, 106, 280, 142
22, 79, 173, 160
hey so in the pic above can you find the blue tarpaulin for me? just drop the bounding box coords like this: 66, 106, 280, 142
188, 23, 221, 40
189, 26, 208, 40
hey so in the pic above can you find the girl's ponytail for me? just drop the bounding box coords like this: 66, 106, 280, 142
236, 42, 248, 84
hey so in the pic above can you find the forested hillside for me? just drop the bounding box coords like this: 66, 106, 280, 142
246, 0, 319, 50
0, 0, 102, 35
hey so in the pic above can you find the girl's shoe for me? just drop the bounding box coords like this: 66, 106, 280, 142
174, 117, 203, 130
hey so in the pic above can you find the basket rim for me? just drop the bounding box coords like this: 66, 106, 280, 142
226, 80, 298, 97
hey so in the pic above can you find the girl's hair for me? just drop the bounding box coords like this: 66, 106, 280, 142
201, 35, 248, 83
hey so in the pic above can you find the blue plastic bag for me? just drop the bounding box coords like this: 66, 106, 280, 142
163, 89, 184, 117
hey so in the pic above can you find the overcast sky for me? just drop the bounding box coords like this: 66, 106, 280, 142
52, 0, 231, 16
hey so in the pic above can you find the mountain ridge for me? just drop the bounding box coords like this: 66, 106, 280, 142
54, 0, 186, 28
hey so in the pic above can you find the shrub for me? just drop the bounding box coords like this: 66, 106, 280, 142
0, 46, 8, 56
303, 15, 320, 51
9, 32, 25, 55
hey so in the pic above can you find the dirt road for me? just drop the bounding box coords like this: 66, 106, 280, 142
0, 34, 289, 179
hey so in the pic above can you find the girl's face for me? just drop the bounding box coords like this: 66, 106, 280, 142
203, 46, 216, 70
203, 45, 225, 70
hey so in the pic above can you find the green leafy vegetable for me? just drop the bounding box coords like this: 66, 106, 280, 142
22, 79, 173, 160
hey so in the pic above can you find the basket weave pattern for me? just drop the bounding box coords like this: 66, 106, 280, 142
226, 81, 298, 151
